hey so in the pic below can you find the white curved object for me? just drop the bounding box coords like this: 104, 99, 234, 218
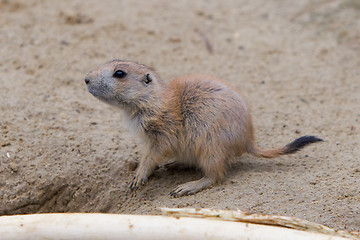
0, 213, 354, 240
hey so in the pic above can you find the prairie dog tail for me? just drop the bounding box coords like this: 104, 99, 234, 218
248, 135, 323, 158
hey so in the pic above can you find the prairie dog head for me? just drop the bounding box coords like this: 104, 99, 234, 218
85, 60, 164, 110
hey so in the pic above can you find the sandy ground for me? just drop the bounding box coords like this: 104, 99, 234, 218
0, 0, 359, 232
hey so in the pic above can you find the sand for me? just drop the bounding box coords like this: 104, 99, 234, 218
0, 0, 359, 232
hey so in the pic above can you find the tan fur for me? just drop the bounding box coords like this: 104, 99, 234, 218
85, 60, 321, 197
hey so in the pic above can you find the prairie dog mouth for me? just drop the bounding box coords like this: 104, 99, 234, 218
86, 84, 123, 107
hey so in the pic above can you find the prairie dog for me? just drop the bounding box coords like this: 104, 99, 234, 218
85, 60, 322, 197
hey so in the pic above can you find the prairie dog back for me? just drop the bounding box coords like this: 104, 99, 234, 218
168, 75, 252, 162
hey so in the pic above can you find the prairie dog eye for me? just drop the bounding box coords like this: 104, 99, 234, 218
113, 70, 127, 78
144, 73, 152, 85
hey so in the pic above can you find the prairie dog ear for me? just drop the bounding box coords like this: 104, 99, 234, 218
143, 73, 153, 85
